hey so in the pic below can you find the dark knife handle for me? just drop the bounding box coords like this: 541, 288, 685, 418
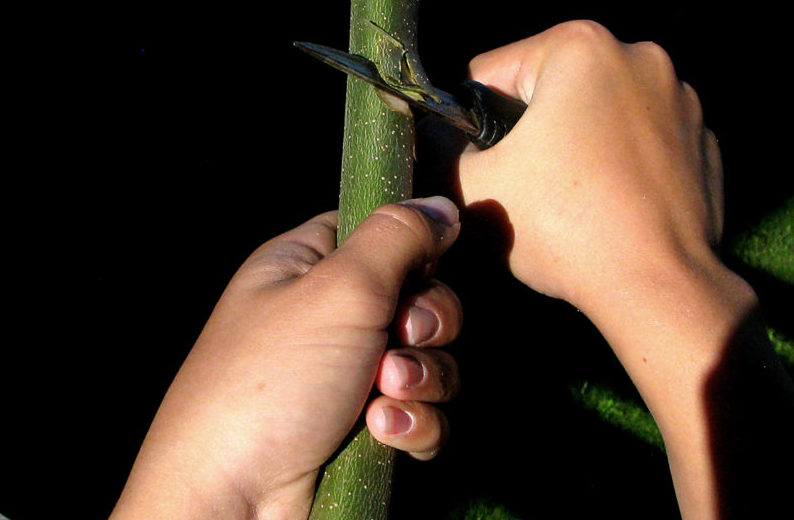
458, 80, 528, 149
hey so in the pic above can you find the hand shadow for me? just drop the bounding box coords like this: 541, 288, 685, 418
413, 114, 515, 269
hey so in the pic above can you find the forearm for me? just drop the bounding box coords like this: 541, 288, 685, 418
579, 254, 794, 519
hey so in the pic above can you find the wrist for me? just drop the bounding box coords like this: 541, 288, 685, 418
577, 247, 757, 341
111, 464, 313, 520
109, 448, 257, 520
576, 251, 759, 415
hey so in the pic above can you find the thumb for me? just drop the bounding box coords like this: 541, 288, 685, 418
319, 197, 461, 299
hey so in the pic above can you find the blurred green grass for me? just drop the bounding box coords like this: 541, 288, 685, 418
450, 498, 520, 520
731, 197, 794, 285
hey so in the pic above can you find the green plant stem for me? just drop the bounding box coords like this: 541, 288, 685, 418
335, 1, 421, 243
308, 1, 422, 519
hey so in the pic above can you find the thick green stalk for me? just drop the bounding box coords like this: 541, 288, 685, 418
335, 1, 421, 243
308, 1, 422, 519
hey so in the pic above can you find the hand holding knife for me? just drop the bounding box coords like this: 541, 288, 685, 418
293, 39, 527, 149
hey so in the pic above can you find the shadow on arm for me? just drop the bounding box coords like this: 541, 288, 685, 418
705, 306, 794, 519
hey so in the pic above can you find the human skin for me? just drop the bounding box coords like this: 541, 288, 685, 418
456, 20, 794, 519
109, 197, 464, 520
110, 20, 794, 520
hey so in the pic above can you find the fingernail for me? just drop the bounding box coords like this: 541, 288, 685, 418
392, 353, 425, 388
378, 406, 414, 435
406, 306, 438, 346
401, 196, 459, 227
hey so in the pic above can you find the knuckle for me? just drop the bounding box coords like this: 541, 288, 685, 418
549, 20, 623, 65
638, 40, 671, 61
703, 127, 719, 146
638, 41, 676, 72
681, 81, 704, 117
553, 19, 613, 43
681, 81, 700, 103
632, 40, 678, 79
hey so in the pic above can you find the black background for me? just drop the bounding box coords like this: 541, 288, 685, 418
4, 2, 792, 519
